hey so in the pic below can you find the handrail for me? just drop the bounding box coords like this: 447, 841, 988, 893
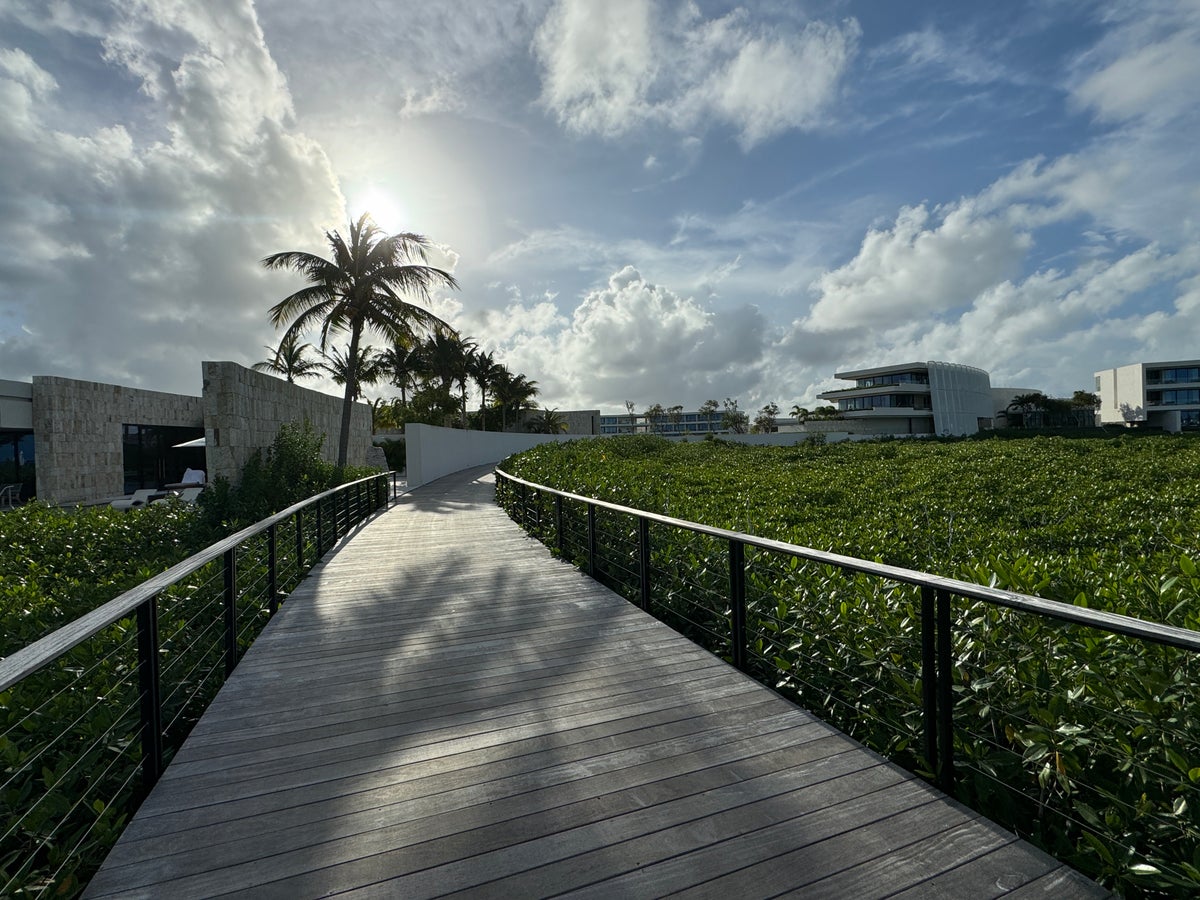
0, 472, 388, 691
494, 466, 1200, 653
494, 464, 1200, 891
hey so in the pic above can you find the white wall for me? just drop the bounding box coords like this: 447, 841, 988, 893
405, 423, 578, 488
405, 425, 879, 488
928, 361, 993, 435
1096, 363, 1147, 424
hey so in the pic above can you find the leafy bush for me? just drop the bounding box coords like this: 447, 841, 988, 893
498, 434, 1200, 897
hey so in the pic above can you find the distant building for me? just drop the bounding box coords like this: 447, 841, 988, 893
817, 361, 994, 436
1095, 360, 1200, 432
599, 410, 726, 436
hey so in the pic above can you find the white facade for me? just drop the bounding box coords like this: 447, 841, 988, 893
818, 361, 994, 437
1095, 360, 1200, 432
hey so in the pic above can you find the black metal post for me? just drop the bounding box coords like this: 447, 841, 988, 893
223, 548, 237, 676
267, 523, 279, 615
316, 499, 324, 556
638, 516, 651, 611
555, 494, 564, 556
135, 595, 163, 793
921, 585, 938, 780
587, 503, 597, 577
729, 540, 747, 671
295, 508, 304, 572
936, 588, 956, 795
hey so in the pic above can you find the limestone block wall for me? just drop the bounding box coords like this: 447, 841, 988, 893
32, 377, 203, 504
201, 362, 372, 484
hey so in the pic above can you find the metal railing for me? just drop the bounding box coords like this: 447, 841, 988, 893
495, 467, 1200, 895
0, 473, 391, 897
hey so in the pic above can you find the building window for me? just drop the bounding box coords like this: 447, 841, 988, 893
853, 372, 929, 388
838, 394, 932, 412
1147, 367, 1200, 385
0, 432, 35, 501
1181, 410, 1200, 430
122, 424, 205, 493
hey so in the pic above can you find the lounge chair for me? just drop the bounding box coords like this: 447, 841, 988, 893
152, 486, 204, 505
0, 484, 21, 509
111, 489, 160, 511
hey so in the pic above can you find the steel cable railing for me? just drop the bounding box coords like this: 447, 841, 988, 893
0, 472, 390, 897
495, 467, 1200, 896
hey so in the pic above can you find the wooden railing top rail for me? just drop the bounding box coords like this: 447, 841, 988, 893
495, 466, 1200, 654
0, 472, 388, 692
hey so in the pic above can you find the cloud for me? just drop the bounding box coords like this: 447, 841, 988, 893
0, 0, 344, 393
532, 0, 860, 148
1069, 4, 1200, 126
869, 27, 1015, 87
463, 265, 766, 409
805, 202, 1031, 331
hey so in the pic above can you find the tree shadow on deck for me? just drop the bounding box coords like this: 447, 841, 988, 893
85, 465, 1099, 898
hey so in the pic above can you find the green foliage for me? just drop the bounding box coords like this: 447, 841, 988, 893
195, 420, 336, 533
498, 433, 1200, 897
376, 439, 405, 472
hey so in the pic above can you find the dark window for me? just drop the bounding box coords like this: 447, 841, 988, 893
122, 424, 204, 493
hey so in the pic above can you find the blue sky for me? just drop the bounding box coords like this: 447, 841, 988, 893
1, 0, 1198, 415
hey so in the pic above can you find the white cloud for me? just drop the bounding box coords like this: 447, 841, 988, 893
466, 265, 765, 409
0, 0, 345, 392
1069, 5, 1200, 126
805, 202, 1031, 331
532, 0, 860, 148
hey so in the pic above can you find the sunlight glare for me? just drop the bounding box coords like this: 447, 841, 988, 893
351, 187, 409, 234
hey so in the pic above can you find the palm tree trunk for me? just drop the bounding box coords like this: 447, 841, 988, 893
336, 326, 362, 468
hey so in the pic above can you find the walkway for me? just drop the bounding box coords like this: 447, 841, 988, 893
86, 468, 1107, 898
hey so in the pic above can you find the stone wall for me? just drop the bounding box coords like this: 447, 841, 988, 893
201, 362, 372, 483
32, 377, 203, 504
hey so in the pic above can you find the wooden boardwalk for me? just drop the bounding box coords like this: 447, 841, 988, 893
87, 468, 1107, 898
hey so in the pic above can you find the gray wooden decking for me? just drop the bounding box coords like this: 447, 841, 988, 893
86, 467, 1108, 899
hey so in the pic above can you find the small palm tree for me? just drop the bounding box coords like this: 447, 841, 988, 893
263, 213, 458, 466
320, 345, 383, 401
527, 408, 568, 434
493, 367, 539, 431
253, 332, 321, 383
790, 404, 809, 423
376, 340, 422, 406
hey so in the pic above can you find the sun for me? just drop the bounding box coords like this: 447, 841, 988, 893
349, 186, 410, 234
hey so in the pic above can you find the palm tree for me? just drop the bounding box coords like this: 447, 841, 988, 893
468, 349, 505, 430
263, 213, 457, 466
527, 408, 568, 434
320, 345, 383, 401
415, 330, 476, 428
790, 404, 809, 423
253, 332, 321, 383
376, 340, 423, 407
493, 367, 539, 431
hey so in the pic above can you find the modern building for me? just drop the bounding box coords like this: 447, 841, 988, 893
1095, 360, 1200, 431
599, 410, 727, 436
817, 361, 994, 436
0, 362, 372, 505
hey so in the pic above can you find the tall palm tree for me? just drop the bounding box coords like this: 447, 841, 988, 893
263, 213, 458, 466
320, 345, 383, 401
789, 404, 809, 423
253, 332, 322, 383
493, 367, 539, 431
468, 349, 504, 430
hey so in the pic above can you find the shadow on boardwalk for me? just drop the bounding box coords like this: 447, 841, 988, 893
85, 467, 1109, 899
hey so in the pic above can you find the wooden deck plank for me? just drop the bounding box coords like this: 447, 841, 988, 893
85, 466, 1108, 899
